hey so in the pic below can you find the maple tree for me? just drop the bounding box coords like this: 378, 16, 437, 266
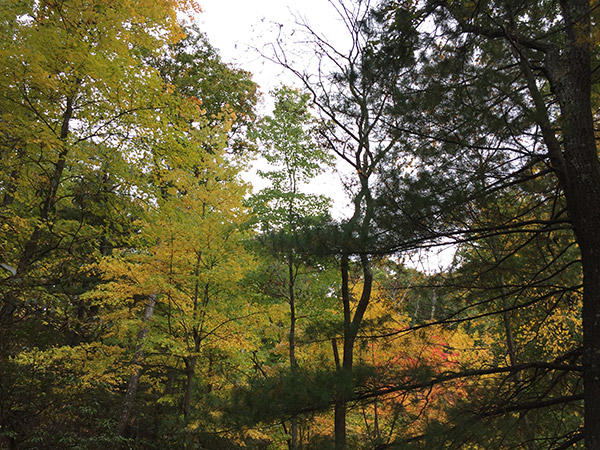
0, 0, 192, 445
0, 0, 258, 446
91, 137, 256, 436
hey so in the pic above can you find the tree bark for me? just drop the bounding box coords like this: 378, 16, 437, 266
334, 254, 351, 450
118, 294, 157, 436
287, 251, 298, 449
183, 356, 196, 421
500, 274, 517, 368
334, 396, 347, 450
499, 273, 536, 449
334, 253, 373, 449
543, 3, 600, 446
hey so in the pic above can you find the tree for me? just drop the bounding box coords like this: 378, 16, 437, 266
367, 0, 598, 446
250, 85, 332, 449
93, 139, 255, 435
0, 1, 263, 446
264, 1, 410, 446
412, 187, 582, 448
0, 0, 197, 445
150, 24, 258, 154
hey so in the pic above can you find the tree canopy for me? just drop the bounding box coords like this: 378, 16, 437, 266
0, 0, 597, 448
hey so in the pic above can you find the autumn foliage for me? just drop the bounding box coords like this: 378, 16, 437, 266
0, 0, 594, 449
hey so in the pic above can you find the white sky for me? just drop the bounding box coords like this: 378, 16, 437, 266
196, 0, 348, 94
196, 0, 354, 213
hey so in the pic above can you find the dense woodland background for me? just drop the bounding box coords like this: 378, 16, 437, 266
0, 0, 598, 448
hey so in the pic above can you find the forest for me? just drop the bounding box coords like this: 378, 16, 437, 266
0, 0, 598, 448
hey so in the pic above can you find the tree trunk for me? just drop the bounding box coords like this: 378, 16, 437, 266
1, 147, 22, 208
507, 1, 600, 444
334, 254, 351, 450
334, 254, 373, 449
287, 251, 298, 449
499, 273, 537, 448
118, 294, 157, 436
334, 397, 347, 450
500, 274, 517, 368
331, 339, 344, 448
545, 3, 600, 446
183, 252, 204, 422
0, 96, 75, 356
183, 356, 196, 421
580, 247, 600, 448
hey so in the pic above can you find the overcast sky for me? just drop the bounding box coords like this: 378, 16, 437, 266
196, 0, 347, 95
